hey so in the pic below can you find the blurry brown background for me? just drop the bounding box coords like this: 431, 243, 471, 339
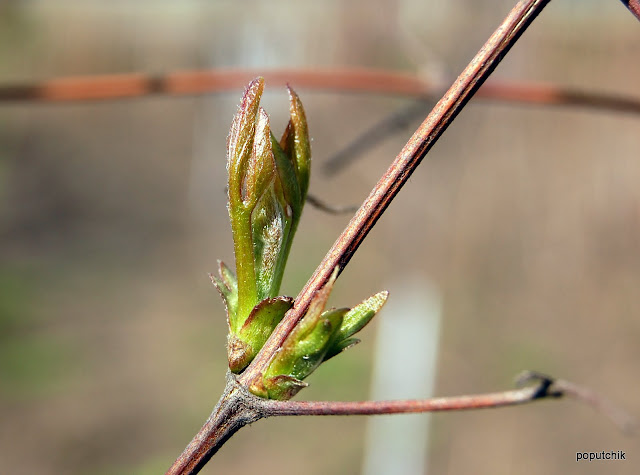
1, 1, 639, 474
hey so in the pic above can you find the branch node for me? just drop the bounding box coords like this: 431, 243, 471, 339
515, 370, 556, 399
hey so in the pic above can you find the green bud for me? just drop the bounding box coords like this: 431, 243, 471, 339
279, 85, 311, 210
255, 270, 340, 399
210, 261, 238, 325
228, 296, 293, 372
216, 77, 311, 372
216, 78, 387, 385
252, 269, 388, 400
258, 375, 308, 402
324, 290, 389, 360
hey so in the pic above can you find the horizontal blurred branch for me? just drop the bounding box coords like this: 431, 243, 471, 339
1, 68, 640, 119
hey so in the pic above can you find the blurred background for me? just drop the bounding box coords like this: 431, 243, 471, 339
1, 1, 639, 474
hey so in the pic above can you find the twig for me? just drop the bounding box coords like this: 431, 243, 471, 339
0, 68, 434, 102
322, 99, 435, 177
306, 193, 359, 215
263, 381, 556, 417
166, 371, 635, 474
524, 372, 638, 435
2, 69, 640, 119
322, 79, 640, 177
619, 0, 640, 22
165, 372, 264, 475
262, 371, 636, 430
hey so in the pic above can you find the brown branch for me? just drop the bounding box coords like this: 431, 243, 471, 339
476, 81, 640, 115
2, 69, 640, 118
166, 370, 635, 474
237, 0, 553, 389
167, 371, 550, 475
165, 372, 265, 475
0, 69, 432, 102
620, 0, 640, 22
547, 377, 638, 435
264, 380, 556, 417
262, 371, 635, 432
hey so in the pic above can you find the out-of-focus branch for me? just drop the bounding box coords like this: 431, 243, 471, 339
322, 79, 640, 176
322, 99, 434, 177
619, 0, 640, 21
1, 68, 640, 119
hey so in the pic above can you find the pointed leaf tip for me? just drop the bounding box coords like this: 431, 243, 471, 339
284, 84, 310, 198
245, 107, 275, 205
227, 77, 265, 202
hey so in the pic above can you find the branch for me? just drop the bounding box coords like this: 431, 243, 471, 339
620, 0, 640, 21
322, 79, 640, 176
2, 68, 640, 118
322, 99, 435, 177
306, 193, 359, 215
262, 371, 635, 435
166, 371, 635, 474
547, 375, 638, 434
264, 372, 559, 416
165, 372, 265, 475
237, 0, 553, 389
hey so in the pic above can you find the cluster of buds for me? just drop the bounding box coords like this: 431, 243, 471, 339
213, 78, 387, 399
252, 269, 388, 400
212, 77, 309, 373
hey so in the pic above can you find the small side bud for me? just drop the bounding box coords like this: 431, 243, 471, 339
210, 261, 238, 330
228, 296, 293, 373
253, 268, 388, 400
324, 290, 389, 360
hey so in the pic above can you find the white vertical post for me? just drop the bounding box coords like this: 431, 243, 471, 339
362, 275, 442, 475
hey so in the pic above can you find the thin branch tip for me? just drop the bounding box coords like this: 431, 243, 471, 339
516, 370, 637, 435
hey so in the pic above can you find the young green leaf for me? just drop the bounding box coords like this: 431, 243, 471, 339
252, 269, 388, 400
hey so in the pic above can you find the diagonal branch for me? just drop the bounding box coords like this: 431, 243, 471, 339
322, 80, 640, 176
238, 0, 553, 389
619, 0, 640, 21
322, 99, 436, 177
